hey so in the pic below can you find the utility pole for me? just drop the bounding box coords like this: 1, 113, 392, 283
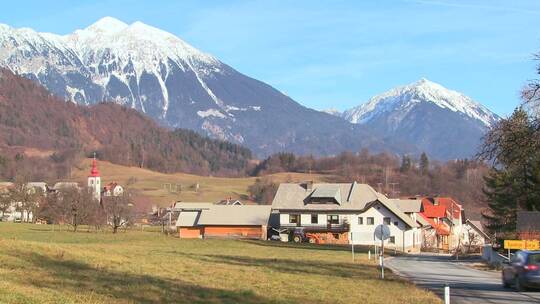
389, 183, 399, 198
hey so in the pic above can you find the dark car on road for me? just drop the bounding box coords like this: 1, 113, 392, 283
502, 250, 540, 291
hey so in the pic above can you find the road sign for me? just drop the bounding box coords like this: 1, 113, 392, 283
374, 224, 391, 241
503, 240, 539, 250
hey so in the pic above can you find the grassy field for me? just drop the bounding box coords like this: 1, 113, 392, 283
0, 223, 441, 304
70, 159, 333, 206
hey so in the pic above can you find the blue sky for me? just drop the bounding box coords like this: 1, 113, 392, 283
1, 0, 540, 116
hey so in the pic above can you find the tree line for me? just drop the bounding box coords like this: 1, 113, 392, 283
249, 150, 488, 218
478, 86, 540, 235
0, 69, 253, 182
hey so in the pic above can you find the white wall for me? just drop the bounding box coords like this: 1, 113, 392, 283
348, 203, 418, 251
280, 213, 342, 226
278, 204, 419, 251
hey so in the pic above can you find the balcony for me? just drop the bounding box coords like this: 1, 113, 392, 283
280, 223, 350, 233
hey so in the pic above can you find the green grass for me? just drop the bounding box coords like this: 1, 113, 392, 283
0, 223, 441, 304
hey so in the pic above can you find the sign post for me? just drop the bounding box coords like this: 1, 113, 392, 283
351, 232, 355, 262
374, 224, 391, 280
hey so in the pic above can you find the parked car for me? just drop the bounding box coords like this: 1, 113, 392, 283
502, 250, 540, 291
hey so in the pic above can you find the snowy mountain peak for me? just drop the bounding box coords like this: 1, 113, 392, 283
86, 16, 128, 34
342, 79, 499, 128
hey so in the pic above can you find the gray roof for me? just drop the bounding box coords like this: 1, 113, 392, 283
272, 182, 375, 211
391, 199, 422, 213
198, 205, 271, 226
310, 185, 342, 204
53, 182, 79, 190
517, 211, 540, 232
466, 219, 490, 239
271, 182, 417, 228
173, 202, 214, 211
175, 204, 271, 226
416, 215, 431, 227
176, 211, 201, 227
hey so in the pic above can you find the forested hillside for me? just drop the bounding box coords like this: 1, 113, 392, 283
252, 151, 489, 219
0, 69, 252, 180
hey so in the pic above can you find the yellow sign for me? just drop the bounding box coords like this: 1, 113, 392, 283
504, 240, 540, 250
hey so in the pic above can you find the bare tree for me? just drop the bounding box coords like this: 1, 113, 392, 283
102, 190, 134, 233
0, 188, 11, 219
40, 186, 101, 231
463, 226, 482, 254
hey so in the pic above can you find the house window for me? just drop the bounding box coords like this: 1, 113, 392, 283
358, 217, 363, 225
367, 217, 374, 225
389, 236, 395, 244
327, 215, 339, 225
394, 221, 399, 226
383, 217, 391, 225
311, 214, 318, 224
289, 214, 299, 224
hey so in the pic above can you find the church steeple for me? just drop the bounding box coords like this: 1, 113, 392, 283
88, 153, 101, 201
89, 152, 100, 177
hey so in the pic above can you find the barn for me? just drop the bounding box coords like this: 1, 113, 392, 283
174, 203, 271, 240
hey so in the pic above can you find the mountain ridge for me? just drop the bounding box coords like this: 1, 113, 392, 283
0, 17, 407, 158
340, 78, 500, 159
342, 78, 499, 127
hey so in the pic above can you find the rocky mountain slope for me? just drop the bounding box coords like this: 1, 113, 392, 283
0, 17, 399, 157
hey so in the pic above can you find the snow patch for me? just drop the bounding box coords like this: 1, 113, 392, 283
197, 109, 226, 119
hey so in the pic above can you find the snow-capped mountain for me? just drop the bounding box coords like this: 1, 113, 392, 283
342, 78, 500, 159
0, 17, 402, 157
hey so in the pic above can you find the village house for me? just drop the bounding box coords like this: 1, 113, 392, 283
102, 182, 124, 197
270, 181, 421, 252
174, 202, 271, 239
462, 219, 490, 251
419, 197, 468, 252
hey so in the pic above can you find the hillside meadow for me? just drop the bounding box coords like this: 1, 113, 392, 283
70, 159, 332, 206
0, 223, 441, 304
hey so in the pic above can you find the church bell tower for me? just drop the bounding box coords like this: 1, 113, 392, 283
88, 153, 101, 201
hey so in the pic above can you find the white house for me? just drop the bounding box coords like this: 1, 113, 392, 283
462, 219, 490, 252
102, 182, 124, 197
0, 182, 47, 222
271, 182, 421, 252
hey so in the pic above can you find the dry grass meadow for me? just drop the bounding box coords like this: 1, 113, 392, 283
0, 223, 441, 304
70, 159, 333, 206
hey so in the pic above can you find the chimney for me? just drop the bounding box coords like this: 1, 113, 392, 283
304, 181, 314, 192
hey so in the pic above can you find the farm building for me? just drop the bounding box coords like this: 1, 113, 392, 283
270, 181, 424, 252
174, 202, 271, 240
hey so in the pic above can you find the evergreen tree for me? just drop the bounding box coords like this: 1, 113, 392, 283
479, 107, 540, 235
419, 152, 429, 175
400, 155, 411, 172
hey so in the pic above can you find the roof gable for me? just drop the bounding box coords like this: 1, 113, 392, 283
271, 182, 417, 228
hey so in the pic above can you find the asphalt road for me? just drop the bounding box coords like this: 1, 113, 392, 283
386, 254, 540, 303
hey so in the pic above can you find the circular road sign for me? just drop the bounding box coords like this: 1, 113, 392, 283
374, 224, 391, 241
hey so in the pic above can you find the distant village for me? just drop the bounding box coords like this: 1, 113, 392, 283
0, 157, 501, 254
